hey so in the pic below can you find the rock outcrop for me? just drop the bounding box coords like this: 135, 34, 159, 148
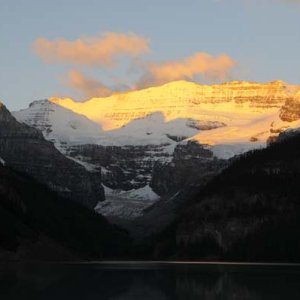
280, 94, 300, 122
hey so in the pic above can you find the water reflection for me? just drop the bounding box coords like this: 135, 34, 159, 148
0, 263, 300, 299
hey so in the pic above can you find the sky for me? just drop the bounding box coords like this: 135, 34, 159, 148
0, 0, 300, 111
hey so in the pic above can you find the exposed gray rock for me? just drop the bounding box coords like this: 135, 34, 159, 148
150, 141, 227, 196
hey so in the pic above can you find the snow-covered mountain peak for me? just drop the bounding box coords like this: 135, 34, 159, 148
12, 80, 300, 220
13, 99, 103, 146
50, 80, 299, 128
16, 80, 300, 159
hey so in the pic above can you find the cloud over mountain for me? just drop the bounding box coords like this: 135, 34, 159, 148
64, 70, 113, 99
137, 52, 236, 88
33, 32, 150, 67
33, 31, 237, 99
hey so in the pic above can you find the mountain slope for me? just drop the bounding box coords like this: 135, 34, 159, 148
0, 163, 130, 261
0, 102, 104, 208
149, 132, 300, 261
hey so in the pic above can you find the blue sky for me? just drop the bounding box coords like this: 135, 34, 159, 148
0, 0, 300, 110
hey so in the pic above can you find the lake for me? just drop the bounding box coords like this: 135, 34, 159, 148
1, 262, 300, 299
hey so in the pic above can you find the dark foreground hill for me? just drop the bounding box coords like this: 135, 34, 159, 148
144, 132, 300, 262
0, 163, 130, 261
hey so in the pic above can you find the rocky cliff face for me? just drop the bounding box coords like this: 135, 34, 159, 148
0, 103, 104, 209
66, 143, 167, 191
280, 92, 300, 122
13, 80, 300, 222
150, 141, 226, 196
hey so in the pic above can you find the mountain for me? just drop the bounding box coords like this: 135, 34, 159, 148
0, 161, 129, 261
147, 131, 300, 262
13, 80, 300, 222
14, 97, 225, 221
4, 80, 300, 262
0, 102, 104, 208
50, 80, 300, 157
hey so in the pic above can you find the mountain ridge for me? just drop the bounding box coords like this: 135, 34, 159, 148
50, 79, 300, 104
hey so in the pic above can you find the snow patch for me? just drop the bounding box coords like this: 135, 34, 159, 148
95, 185, 160, 219
0, 157, 5, 166
208, 143, 266, 160
96, 112, 200, 147
65, 155, 100, 172
103, 184, 159, 201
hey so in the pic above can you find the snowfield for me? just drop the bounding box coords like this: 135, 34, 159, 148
95, 185, 160, 220
0, 157, 5, 166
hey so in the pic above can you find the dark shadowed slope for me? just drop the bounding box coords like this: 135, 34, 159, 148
0, 162, 130, 261
148, 132, 300, 262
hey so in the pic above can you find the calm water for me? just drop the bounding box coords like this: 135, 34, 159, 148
1, 262, 300, 299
